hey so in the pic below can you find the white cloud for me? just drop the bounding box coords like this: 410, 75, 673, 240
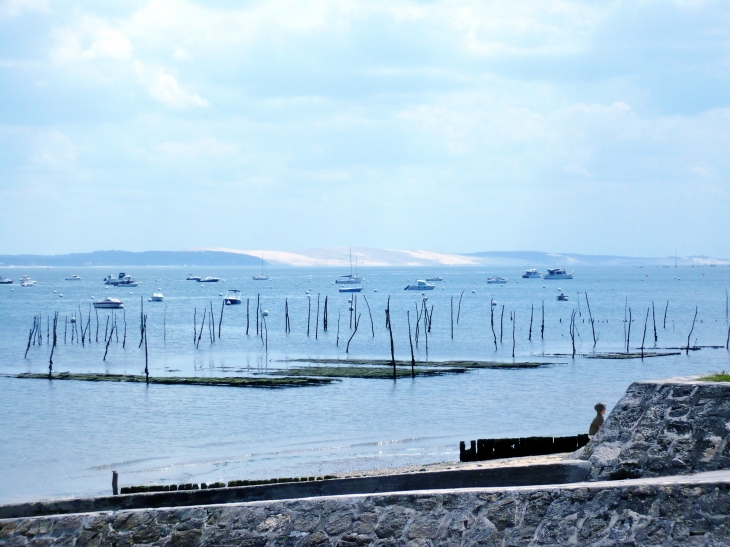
134, 62, 209, 108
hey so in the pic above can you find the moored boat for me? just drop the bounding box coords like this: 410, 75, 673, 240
94, 297, 124, 309
543, 268, 574, 280
105, 273, 140, 287
0, 276, 13, 284
197, 277, 220, 283
224, 289, 242, 305
339, 286, 363, 293
150, 293, 164, 302
253, 254, 269, 281
186, 275, 201, 281
426, 276, 445, 281
487, 276, 508, 284
404, 280, 435, 291
522, 269, 541, 279
64, 275, 83, 281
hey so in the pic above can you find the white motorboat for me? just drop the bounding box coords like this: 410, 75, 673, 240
522, 269, 541, 279
0, 276, 13, 284
197, 277, 220, 283
186, 275, 201, 281
404, 280, 435, 291
426, 276, 445, 281
557, 291, 569, 301
94, 297, 124, 309
487, 276, 508, 284
105, 273, 140, 287
64, 275, 83, 281
543, 268, 574, 280
19, 275, 36, 287
253, 254, 269, 281
224, 289, 242, 305
339, 286, 363, 293
150, 293, 164, 302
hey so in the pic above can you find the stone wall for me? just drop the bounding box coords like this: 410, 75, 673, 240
3, 479, 730, 546
580, 379, 730, 481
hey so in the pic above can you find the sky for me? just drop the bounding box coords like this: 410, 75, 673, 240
1, 0, 729, 257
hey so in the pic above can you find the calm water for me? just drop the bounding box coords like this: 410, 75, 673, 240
1, 265, 729, 504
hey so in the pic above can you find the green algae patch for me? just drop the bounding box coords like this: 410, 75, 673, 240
13, 372, 337, 388
699, 372, 730, 382
270, 366, 467, 379
583, 351, 681, 360
281, 358, 554, 369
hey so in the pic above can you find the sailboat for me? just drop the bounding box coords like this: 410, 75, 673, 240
336, 250, 362, 284
253, 254, 268, 281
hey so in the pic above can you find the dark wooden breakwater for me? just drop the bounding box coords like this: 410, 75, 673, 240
460, 434, 589, 462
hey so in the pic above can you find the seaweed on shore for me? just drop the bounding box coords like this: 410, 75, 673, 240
583, 351, 681, 360
268, 366, 468, 379
279, 358, 554, 370
12, 372, 337, 388
699, 371, 730, 382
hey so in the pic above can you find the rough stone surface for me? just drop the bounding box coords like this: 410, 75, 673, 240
3, 480, 730, 546
580, 379, 730, 480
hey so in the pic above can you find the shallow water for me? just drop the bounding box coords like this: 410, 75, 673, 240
0, 265, 728, 503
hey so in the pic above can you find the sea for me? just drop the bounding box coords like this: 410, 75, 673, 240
1, 264, 729, 504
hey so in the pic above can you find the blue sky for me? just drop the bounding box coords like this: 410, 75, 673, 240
1, 0, 729, 257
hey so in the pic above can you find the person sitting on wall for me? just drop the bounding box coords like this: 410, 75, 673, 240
589, 402, 606, 437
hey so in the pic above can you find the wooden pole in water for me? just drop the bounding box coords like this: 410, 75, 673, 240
316, 294, 320, 340
263, 315, 268, 352
48, 313, 58, 376
143, 314, 149, 383
528, 303, 533, 341
95, 308, 99, 343
663, 301, 669, 329
196, 309, 206, 349
284, 298, 288, 332
490, 300, 497, 350
346, 314, 361, 353
641, 307, 649, 359
541, 301, 544, 339
103, 323, 115, 361
104, 315, 109, 343
512, 311, 516, 358
686, 306, 697, 355
363, 295, 374, 337
194, 308, 197, 343
123, 308, 127, 348
386, 297, 396, 379
323, 296, 328, 331
652, 301, 657, 345
25, 318, 36, 358
307, 297, 311, 336
256, 294, 260, 336
457, 291, 464, 324
64, 316, 67, 345
408, 310, 415, 376
626, 308, 632, 353
139, 297, 144, 348
500, 305, 504, 343
246, 299, 250, 335
428, 304, 433, 333
112, 471, 118, 496
569, 310, 576, 358
726, 324, 729, 350
218, 300, 224, 338
114, 312, 118, 343
336, 311, 341, 347
424, 301, 429, 354
585, 293, 596, 348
